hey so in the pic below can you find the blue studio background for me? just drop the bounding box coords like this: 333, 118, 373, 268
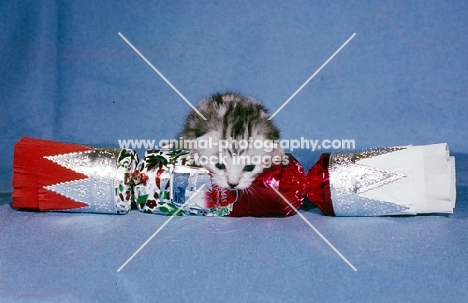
1, 0, 467, 192
1, 1, 468, 302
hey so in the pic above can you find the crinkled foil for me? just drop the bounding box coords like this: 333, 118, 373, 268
44, 148, 138, 214
329, 148, 409, 216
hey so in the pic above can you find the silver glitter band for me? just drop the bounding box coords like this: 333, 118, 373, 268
329, 147, 409, 216
43, 148, 137, 214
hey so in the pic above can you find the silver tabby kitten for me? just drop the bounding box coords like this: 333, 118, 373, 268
181, 92, 284, 190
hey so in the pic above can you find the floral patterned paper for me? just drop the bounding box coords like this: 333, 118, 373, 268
114, 148, 139, 214
133, 149, 237, 216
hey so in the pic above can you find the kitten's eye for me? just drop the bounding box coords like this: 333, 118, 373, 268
243, 165, 255, 172
215, 163, 226, 170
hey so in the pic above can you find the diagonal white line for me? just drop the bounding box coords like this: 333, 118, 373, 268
269, 33, 356, 120
117, 184, 206, 272
118, 32, 207, 120
269, 184, 357, 271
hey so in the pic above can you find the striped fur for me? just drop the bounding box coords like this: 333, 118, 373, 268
181, 92, 283, 190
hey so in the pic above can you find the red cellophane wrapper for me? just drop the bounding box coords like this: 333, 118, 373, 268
228, 154, 306, 217
305, 153, 334, 216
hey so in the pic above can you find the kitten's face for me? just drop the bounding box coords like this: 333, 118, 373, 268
193, 131, 282, 190
181, 92, 283, 190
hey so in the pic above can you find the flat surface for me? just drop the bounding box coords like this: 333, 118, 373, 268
1, 184, 467, 302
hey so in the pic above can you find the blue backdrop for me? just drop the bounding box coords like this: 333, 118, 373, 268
1, 0, 467, 192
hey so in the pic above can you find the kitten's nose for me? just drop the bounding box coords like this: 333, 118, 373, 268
228, 183, 238, 189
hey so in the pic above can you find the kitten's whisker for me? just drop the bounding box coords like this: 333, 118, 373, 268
241, 187, 250, 196
244, 186, 259, 199
248, 186, 258, 196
